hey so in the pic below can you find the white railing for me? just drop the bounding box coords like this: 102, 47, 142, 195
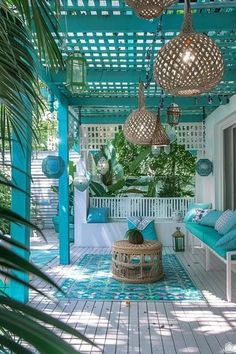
90, 197, 195, 219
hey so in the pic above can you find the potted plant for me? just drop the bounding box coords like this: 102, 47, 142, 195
125, 228, 144, 244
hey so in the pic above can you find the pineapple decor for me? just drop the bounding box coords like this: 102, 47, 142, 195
125, 228, 144, 245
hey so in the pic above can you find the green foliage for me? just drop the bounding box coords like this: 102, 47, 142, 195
125, 228, 144, 244
0, 167, 11, 233
90, 132, 196, 198
150, 142, 196, 197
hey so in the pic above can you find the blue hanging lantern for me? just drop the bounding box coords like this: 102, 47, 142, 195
42, 156, 65, 178
196, 159, 213, 176
73, 175, 90, 192
66, 52, 87, 94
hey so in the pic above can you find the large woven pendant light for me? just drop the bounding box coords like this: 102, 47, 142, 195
125, 0, 176, 19
151, 108, 170, 147
124, 82, 156, 145
153, 0, 224, 96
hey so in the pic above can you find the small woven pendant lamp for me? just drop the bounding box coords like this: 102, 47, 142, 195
151, 108, 170, 147
153, 0, 224, 96
125, 0, 176, 19
124, 82, 156, 145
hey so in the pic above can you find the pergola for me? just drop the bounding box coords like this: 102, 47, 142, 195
10, 0, 236, 302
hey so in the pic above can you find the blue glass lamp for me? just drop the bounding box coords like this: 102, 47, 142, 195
196, 159, 213, 176
42, 156, 65, 178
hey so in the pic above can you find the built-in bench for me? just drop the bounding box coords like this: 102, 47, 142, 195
185, 222, 236, 302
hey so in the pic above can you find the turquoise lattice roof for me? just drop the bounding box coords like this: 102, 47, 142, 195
44, 0, 236, 123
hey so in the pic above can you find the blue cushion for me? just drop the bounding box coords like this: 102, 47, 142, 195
185, 223, 207, 241
215, 229, 236, 250
219, 210, 236, 235
128, 218, 157, 241
87, 207, 109, 223
199, 210, 223, 227
215, 209, 233, 235
184, 203, 212, 222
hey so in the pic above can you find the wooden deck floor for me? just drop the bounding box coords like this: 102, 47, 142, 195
29, 230, 236, 354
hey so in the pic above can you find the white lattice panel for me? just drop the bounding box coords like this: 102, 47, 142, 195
80, 123, 203, 153
174, 123, 203, 152
80, 124, 123, 151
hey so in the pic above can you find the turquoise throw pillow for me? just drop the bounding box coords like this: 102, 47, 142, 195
215, 209, 234, 235
219, 210, 236, 235
184, 203, 212, 223
87, 207, 109, 223
215, 229, 236, 250
200, 210, 223, 227
127, 218, 157, 240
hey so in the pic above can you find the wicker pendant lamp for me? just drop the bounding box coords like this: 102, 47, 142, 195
151, 108, 170, 147
153, 0, 224, 96
125, 0, 176, 19
124, 82, 156, 145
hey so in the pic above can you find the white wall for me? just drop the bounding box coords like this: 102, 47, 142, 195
196, 95, 236, 208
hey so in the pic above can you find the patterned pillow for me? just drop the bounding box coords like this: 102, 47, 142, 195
215, 209, 234, 234
192, 209, 211, 223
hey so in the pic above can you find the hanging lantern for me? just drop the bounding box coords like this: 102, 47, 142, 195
73, 175, 90, 192
153, 0, 224, 96
42, 156, 65, 179
151, 146, 162, 156
172, 227, 185, 252
167, 103, 181, 126
66, 52, 87, 94
150, 109, 170, 147
125, 0, 176, 19
97, 157, 109, 176
196, 159, 213, 176
124, 82, 156, 145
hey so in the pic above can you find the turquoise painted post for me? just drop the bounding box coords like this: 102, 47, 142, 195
11, 116, 32, 303
58, 99, 70, 264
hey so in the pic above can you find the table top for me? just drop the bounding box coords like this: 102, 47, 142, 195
112, 240, 162, 252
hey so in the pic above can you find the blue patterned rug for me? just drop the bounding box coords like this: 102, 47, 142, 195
31, 249, 59, 268
55, 254, 203, 301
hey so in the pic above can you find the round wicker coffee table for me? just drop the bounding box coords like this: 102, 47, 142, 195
112, 240, 163, 283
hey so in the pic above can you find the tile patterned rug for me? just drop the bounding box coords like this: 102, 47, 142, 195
55, 254, 203, 301
31, 249, 59, 268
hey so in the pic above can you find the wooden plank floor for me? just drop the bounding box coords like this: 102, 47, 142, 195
29, 230, 236, 354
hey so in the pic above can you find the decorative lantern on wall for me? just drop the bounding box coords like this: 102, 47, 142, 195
124, 82, 156, 145
97, 157, 109, 175
125, 0, 176, 19
196, 158, 213, 176
66, 52, 87, 94
73, 175, 90, 192
42, 156, 65, 179
153, 0, 224, 96
172, 227, 185, 252
167, 103, 181, 127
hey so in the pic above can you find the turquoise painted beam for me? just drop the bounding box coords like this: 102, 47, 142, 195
68, 95, 230, 108
60, 2, 236, 11
59, 12, 236, 33
51, 70, 236, 85
10, 112, 32, 303
58, 99, 70, 265
80, 114, 204, 124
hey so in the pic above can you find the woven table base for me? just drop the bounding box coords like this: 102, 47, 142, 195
112, 240, 164, 283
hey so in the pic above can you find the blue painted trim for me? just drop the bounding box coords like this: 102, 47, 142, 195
58, 99, 70, 265
10, 118, 32, 303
